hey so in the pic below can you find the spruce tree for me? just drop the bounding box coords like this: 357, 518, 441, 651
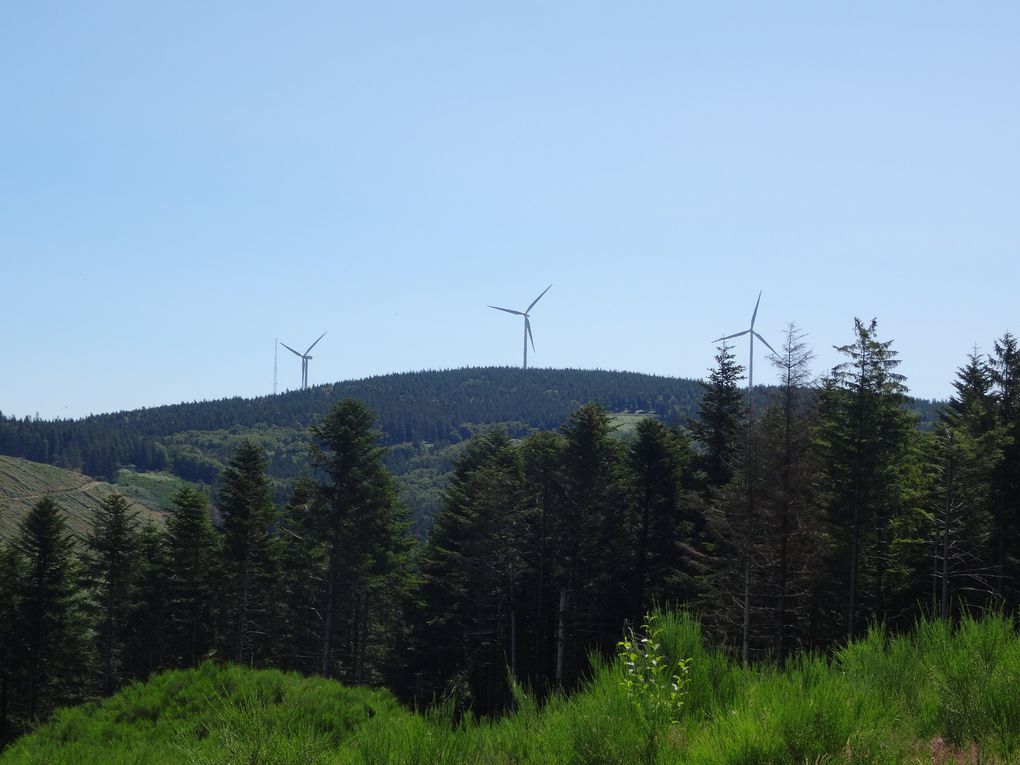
816, 318, 919, 641
693, 343, 746, 489
989, 333, 1020, 607
415, 428, 525, 713
165, 486, 221, 667
82, 492, 142, 696
309, 399, 414, 683
217, 441, 277, 665
625, 418, 696, 622
0, 538, 23, 742
14, 497, 84, 722
124, 522, 169, 679
759, 324, 820, 662
555, 403, 626, 682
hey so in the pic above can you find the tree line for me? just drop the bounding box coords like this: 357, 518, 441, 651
0, 400, 414, 743
0, 366, 939, 489
0, 321, 1016, 742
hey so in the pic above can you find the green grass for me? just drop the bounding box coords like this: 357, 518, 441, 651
5, 612, 1020, 764
116, 469, 194, 513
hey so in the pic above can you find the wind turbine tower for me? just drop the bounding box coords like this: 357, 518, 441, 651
281, 331, 327, 390
712, 290, 777, 668
488, 284, 552, 370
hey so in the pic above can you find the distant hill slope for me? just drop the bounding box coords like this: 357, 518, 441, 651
0, 367, 943, 515
0, 456, 168, 540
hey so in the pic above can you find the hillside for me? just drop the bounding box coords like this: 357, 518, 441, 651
0, 456, 169, 540
0, 367, 944, 534
0, 366, 941, 478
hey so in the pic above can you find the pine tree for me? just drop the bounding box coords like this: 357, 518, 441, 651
81, 492, 142, 696
517, 429, 567, 692
759, 324, 820, 663
124, 522, 169, 679
0, 538, 23, 742
165, 486, 221, 667
816, 318, 919, 641
275, 474, 324, 673
625, 418, 696, 622
415, 428, 525, 713
217, 441, 277, 665
14, 497, 84, 722
693, 344, 746, 489
309, 399, 414, 683
554, 403, 626, 683
989, 333, 1020, 607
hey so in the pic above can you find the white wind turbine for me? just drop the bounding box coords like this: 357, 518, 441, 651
280, 331, 327, 390
488, 284, 552, 369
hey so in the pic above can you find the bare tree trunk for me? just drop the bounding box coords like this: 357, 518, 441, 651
235, 560, 249, 664
556, 586, 569, 684
320, 545, 338, 678
941, 450, 954, 620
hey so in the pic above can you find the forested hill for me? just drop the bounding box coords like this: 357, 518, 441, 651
0, 366, 941, 485
0, 368, 702, 478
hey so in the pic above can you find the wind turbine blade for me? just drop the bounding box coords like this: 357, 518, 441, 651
751, 290, 762, 328
304, 331, 328, 355
526, 316, 535, 352
280, 342, 303, 357
712, 329, 750, 343
753, 331, 779, 356
526, 283, 553, 313
488, 305, 525, 316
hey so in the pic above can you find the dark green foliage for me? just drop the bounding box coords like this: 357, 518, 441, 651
81, 493, 142, 696
625, 419, 699, 622
164, 487, 221, 668
217, 441, 277, 666
306, 399, 414, 683
0, 538, 23, 742
123, 522, 169, 680
989, 333, 1020, 608
692, 345, 745, 489
10, 498, 85, 727
816, 318, 920, 641
414, 429, 526, 713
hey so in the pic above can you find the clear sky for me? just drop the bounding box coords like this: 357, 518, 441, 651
2, 2, 1018, 420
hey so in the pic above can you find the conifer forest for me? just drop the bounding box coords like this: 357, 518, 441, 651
1, 322, 1019, 761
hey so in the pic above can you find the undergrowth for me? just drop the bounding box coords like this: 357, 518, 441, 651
3, 611, 1019, 764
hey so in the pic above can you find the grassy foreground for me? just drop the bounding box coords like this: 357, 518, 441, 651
3, 612, 1020, 764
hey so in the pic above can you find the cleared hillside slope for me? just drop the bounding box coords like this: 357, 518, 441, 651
0, 455, 168, 539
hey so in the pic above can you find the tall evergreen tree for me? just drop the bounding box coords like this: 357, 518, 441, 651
693, 343, 746, 489
0, 538, 23, 743
14, 497, 84, 722
816, 318, 918, 641
81, 492, 142, 696
275, 474, 324, 673
517, 429, 567, 692
989, 333, 1020, 607
554, 403, 626, 683
124, 522, 169, 679
415, 429, 525, 713
165, 486, 221, 667
217, 441, 277, 666
759, 324, 820, 663
309, 399, 414, 683
625, 418, 697, 623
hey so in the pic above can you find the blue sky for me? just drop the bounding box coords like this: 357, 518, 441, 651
2, 2, 1018, 419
